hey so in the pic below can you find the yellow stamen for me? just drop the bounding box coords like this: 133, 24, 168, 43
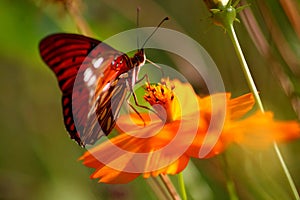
144, 79, 180, 122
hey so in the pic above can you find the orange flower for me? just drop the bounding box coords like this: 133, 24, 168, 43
80, 79, 300, 184
225, 111, 300, 148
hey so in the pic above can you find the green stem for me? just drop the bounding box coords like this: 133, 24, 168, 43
226, 180, 239, 200
178, 172, 187, 200
227, 23, 300, 200
222, 155, 239, 200
227, 25, 264, 112
273, 142, 300, 200
159, 174, 181, 200
147, 177, 172, 200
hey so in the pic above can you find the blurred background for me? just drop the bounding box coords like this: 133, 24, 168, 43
0, 0, 300, 199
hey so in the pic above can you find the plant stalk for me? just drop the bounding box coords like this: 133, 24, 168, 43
227, 23, 300, 200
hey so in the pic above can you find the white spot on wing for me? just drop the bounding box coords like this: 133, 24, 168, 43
84, 68, 93, 82
87, 75, 96, 87
102, 82, 111, 92
118, 73, 128, 79
89, 90, 94, 99
92, 57, 104, 69
87, 103, 96, 118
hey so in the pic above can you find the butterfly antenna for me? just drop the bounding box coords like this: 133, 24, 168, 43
136, 7, 141, 49
141, 17, 169, 49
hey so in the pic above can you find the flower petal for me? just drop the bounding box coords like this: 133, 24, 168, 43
228, 93, 255, 120
186, 120, 227, 158
91, 165, 140, 184
143, 154, 190, 178
171, 79, 200, 118
228, 111, 300, 148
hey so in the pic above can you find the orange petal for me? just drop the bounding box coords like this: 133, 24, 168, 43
143, 154, 190, 178
79, 151, 105, 168
228, 93, 255, 119
186, 128, 227, 159
80, 118, 196, 183
198, 93, 254, 121
116, 113, 163, 136
197, 93, 229, 114
80, 149, 140, 184
229, 111, 300, 148
91, 165, 140, 184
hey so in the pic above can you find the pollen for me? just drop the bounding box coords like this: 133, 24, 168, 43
144, 79, 180, 122
144, 82, 174, 105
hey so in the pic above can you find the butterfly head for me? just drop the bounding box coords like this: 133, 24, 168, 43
132, 49, 146, 68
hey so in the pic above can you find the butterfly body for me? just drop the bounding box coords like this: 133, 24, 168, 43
39, 33, 145, 147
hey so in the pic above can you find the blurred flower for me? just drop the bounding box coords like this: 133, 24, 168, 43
227, 111, 300, 148
80, 79, 300, 184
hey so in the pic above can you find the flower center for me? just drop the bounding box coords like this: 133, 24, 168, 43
144, 79, 180, 122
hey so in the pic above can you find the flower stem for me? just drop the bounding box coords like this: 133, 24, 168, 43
227, 23, 300, 200
159, 174, 181, 200
226, 181, 239, 200
147, 177, 173, 200
178, 172, 187, 200
227, 25, 264, 112
273, 142, 300, 200
222, 155, 239, 200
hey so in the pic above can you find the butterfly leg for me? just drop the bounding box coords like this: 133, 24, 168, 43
136, 65, 164, 86
135, 73, 150, 85
132, 74, 167, 122
126, 82, 159, 126
146, 59, 165, 78
124, 90, 147, 126
132, 90, 166, 122
127, 101, 146, 126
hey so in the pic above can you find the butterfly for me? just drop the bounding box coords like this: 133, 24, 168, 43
39, 33, 146, 147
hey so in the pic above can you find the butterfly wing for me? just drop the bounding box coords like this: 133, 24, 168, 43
83, 78, 129, 144
39, 33, 127, 146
